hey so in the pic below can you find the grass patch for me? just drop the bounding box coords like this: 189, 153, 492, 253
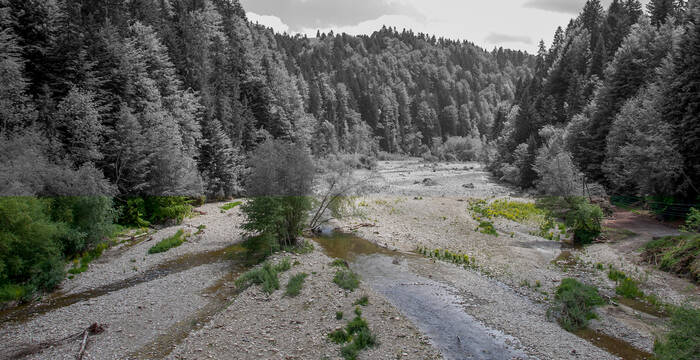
285, 273, 308, 297
616, 278, 644, 299
331, 259, 349, 268
329, 312, 378, 360
607, 268, 627, 282
476, 221, 498, 236
148, 229, 187, 254
235, 258, 291, 294
654, 306, 700, 360
353, 296, 369, 306
334, 268, 360, 291
468, 198, 566, 240
549, 278, 605, 332
219, 201, 242, 211
0, 284, 28, 302
416, 246, 477, 269
336, 311, 344, 320
68, 242, 109, 274
642, 234, 699, 283
194, 224, 206, 235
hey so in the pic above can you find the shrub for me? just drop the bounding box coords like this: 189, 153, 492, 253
616, 278, 644, 299
242, 139, 315, 248
336, 311, 344, 320
654, 306, 700, 360
476, 221, 498, 236
566, 202, 603, 245
119, 197, 150, 227
607, 268, 627, 282
353, 296, 369, 306
642, 234, 700, 283
334, 268, 360, 291
549, 278, 605, 331
0, 197, 67, 296
235, 258, 291, 294
331, 314, 378, 360
681, 207, 700, 232
329, 329, 350, 344
49, 196, 117, 256
145, 196, 192, 224
148, 229, 186, 254
285, 273, 308, 297
68, 242, 108, 274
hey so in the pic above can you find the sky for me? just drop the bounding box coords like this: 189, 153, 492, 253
241, 0, 649, 53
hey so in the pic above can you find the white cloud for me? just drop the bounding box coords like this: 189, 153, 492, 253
247, 12, 290, 33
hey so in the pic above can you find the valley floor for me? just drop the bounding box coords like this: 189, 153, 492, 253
0, 160, 697, 360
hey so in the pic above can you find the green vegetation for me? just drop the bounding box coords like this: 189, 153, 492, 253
416, 246, 477, 269
285, 273, 308, 297
68, 242, 109, 274
148, 229, 187, 254
654, 306, 700, 360
615, 278, 644, 299
468, 198, 566, 240
336, 311, 344, 320
549, 278, 605, 331
334, 268, 360, 291
235, 258, 292, 295
607, 268, 627, 282
642, 234, 700, 283
331, 259, 349, 268
681, 207, 700, 233
353, 296, 369, 306
194, 224, 206, 235
328, 311, 378, 360
1, 197, 118, 302
220, 201, 242, 211
566, 201, 603, 245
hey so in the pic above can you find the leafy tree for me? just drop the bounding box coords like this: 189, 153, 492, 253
241, 139, 315, 247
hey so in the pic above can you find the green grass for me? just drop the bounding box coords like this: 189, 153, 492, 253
328, 312, 378, 360
476, 221, 498, 236
549, 278, 605, 332
285, 273, 308, 297
148, 229, 187, 254
353, 296, 369, 306
0, 284, 28, 302
642, 234, 699, 283
607, 268, 627, 282
336, 311, 344, 320
654, 306, 700, 360
615, 278, 644, 299
68, 242, 109, 274
235, 258, 291, 294
219, 201, 242, 211
330, 259, 349, 268
194, 224, 206, 235
334, 268, 360, 291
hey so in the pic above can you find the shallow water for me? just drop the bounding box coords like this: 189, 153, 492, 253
314, 232, 528, 360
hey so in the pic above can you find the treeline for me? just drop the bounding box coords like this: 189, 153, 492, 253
0, 0, 531, 201
489, 0, 699, 204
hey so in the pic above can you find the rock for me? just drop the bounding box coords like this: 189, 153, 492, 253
462, 183, 475, 189
422, 178, 438, 186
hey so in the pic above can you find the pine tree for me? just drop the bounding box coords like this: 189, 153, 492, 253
54, 87, 104, 166
647, 0, 677, 26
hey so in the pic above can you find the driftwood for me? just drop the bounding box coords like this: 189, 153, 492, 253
76, 323, 105, 360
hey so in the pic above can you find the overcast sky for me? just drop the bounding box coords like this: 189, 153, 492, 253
241, 0, 650, 53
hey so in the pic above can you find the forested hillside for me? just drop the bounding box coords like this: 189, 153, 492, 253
0, 0, 532, 200
490, 0, 699, 204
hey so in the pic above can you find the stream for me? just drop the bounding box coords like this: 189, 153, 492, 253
314, 231, 529, 360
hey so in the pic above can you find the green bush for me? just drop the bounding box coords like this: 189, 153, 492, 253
235, 258, 292, 294
477, 221, 498, 236
549, 278, 605, 331
0, 197, 67, 296
681, 207, 700, 232
148, 229, 187, 254
566, 202, 603, 245
241, 139, 315, 248
654, 306, 700, 360
336, 311, 344, 320
607, 268, 627, 282
353, 296, 369, 306
330, 313, 378, 360
119, 197, 150, 228
334, 268, 360, 291
615, 278, 644, 299
68, 242, 108, 274
145, 196, 192, 224
49, 196, 118, 256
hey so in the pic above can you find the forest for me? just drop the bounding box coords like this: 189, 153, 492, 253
0, 0, 698, 310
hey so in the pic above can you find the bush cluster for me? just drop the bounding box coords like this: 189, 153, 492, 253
549, 278, 605, 331
235, 258, 291, 295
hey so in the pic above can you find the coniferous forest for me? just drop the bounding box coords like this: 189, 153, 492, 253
0, 1, 699, 359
